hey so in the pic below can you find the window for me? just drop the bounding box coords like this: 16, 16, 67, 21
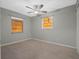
11, 17, 23, 33
42, 17, 53, 29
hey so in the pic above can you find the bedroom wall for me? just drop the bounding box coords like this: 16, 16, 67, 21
1, 8, 31, 45
0, 8, 1, 59
31, 5, 76, 48
0, 8, 1, 45
77, 1, 79, 54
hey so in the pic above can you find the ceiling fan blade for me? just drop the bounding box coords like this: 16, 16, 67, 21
25, 6, 35, 10
40, 4, 43, 9
27, 12, 33, 13
41, 11, 47, 13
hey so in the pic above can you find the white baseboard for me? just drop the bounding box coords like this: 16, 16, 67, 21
1, 38, 32, 47
1, 38, 76, 49
33, 38, 76, 49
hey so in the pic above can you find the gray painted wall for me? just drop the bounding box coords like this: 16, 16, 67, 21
0, 8, 1, 59
1, 8, 31, 45
0, 8, 1, 44
31, 5, 76, 47
77, 4, 79, 54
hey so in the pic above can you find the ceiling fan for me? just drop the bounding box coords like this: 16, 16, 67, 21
25, 4, 47, 15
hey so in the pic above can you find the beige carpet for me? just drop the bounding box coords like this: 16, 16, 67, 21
1, 39, 79, 59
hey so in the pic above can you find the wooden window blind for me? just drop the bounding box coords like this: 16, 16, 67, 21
42, 17, 53, 29
11, 17, 23, 33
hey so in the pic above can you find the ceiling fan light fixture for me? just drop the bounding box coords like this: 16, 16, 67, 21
34, 11, 39, 14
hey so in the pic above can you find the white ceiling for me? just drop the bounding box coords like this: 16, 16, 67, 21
0, 0, 77, 17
